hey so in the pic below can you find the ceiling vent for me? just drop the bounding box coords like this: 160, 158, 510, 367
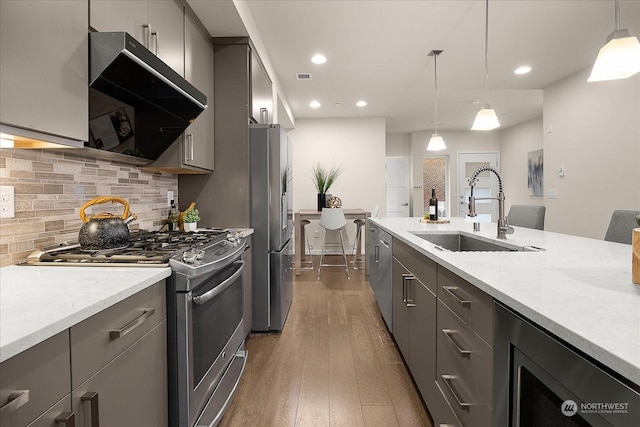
296, 73, 312, 80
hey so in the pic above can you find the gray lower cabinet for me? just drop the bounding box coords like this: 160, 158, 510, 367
70, 280, 168, 427
0, 0, 88, 143
0, 332, 71, 427
0, 281, 167, 427
367, 222, 393, 330
391, 240, 437, 408
71, 323, 167, 427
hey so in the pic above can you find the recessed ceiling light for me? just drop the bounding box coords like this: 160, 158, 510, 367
514, 65, 532, 75
311, 54, 327, 64
356, 100, 367, 107
309, 100, 321, 108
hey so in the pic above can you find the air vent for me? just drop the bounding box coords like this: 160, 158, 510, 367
296, 73, 312, 80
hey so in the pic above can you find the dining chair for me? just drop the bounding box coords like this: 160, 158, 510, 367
318, 208, 350, 279
604, 210, 640, 244
507, 205, 546, 230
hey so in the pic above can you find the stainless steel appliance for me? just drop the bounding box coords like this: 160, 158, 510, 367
89, 32, 207, 161
167, 233, 248, 427
22, 229, 249, 427
494, 302, 640, 427
250, 124, 294, 331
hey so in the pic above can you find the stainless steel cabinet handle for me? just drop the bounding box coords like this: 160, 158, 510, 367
151, 31, 158, 55
401, 273, 411, 304
442, 286, 471, 308
442, 329, 471, 358
185, 134, 194, 161
81, 392, 99, 427
379, 238, 390, 249
109, 308, 155, 340
374, 245, 379, 262
402, 274, 416, 307
0, 390, 29, 415
142, 24, 150, 49
55, 412, 76, 426
441, 375, 471, 410
193, 261, 245, 305
260, 108, 268, 124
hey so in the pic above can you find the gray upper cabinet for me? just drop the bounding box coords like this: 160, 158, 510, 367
251, 49, 273, 124
0, 0, 88, 143
90, 0, 184, 76
142, 6, 215, 174
182, 12, 214, 171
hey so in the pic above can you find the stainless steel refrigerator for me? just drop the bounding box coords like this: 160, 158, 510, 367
250, 124, 293, 331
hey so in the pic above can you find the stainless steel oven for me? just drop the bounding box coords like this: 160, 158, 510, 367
494, 302, 639, 427
167, 235, 248, 427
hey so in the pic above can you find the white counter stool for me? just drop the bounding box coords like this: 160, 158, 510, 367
351, 219, 365, 269
318, 208, 350, 279
299, 219, 314, 270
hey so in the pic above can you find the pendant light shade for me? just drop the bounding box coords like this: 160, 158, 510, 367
427, 133, 446, 151
471, 104, 500, 130
427, 50, 446, 151
472, 0, 500, 131
588, 0, 640, 82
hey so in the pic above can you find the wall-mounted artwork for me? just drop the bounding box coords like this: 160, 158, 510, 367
528, 149, 543, 196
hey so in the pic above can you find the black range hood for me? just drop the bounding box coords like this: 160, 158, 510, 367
88, 32, 206, 161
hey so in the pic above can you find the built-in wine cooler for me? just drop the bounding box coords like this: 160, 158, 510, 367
494, 302, 639, 427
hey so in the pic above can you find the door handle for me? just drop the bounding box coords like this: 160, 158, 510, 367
441, 375, 471, 410
442, 329, 471, 358
442, 286, 471, 308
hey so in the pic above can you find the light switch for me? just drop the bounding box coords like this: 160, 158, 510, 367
558, 166, 565, 177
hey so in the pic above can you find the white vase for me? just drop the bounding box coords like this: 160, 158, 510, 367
184, 222, 197, 232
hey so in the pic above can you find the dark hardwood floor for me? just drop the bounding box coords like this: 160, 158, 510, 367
219, 257, 433, 427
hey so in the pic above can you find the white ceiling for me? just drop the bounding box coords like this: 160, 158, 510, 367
188, 0, 640, 133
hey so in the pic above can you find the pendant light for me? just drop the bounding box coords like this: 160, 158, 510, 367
427, 50, 446, 151
472, 0, 500, 131
588, 0, 640, 82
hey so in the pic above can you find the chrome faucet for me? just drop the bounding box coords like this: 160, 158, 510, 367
467, 166, 514, 239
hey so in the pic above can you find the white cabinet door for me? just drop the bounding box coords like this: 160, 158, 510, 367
90, 0, 148, 42
0, 0, 88, 142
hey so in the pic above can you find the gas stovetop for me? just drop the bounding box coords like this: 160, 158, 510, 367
21, 229, 243, 267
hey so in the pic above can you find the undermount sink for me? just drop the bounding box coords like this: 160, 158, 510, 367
412, 232, 524, 252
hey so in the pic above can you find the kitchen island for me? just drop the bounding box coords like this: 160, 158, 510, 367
371, 217, 640, 386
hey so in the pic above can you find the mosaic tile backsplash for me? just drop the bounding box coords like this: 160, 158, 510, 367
0, 148, 178, 267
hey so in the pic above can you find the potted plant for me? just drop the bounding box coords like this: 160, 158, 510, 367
312, 163, 342, 211
183, 206, 200, 232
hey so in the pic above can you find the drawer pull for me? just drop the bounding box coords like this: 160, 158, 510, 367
442, 286, 471, 308
0, 390, 29, 415
109, 308, 155, 340
442, 375, 471, 410
402, 274, 416, 307
442, 329, 471, 358
81, 392, 100, 427
55, 411, 75, 426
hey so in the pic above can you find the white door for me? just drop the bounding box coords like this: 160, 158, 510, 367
386, 157, 410, 217
457, 152, 499, 221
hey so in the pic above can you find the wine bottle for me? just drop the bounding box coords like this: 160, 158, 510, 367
429, 188, 438, 221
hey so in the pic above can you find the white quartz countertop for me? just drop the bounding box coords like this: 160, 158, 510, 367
0, 265, 171, 363
371, 216, 640, 385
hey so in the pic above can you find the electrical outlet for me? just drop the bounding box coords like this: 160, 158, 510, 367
0, 186, 15, 218
167, 190, 174, 207
548, 189, 558, 199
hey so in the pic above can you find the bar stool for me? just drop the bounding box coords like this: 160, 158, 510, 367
299, 219, 314, 270
351, 219, 365, 269
318, 208, 350, 279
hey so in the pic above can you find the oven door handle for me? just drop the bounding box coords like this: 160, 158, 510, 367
192, 261, 245, 305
